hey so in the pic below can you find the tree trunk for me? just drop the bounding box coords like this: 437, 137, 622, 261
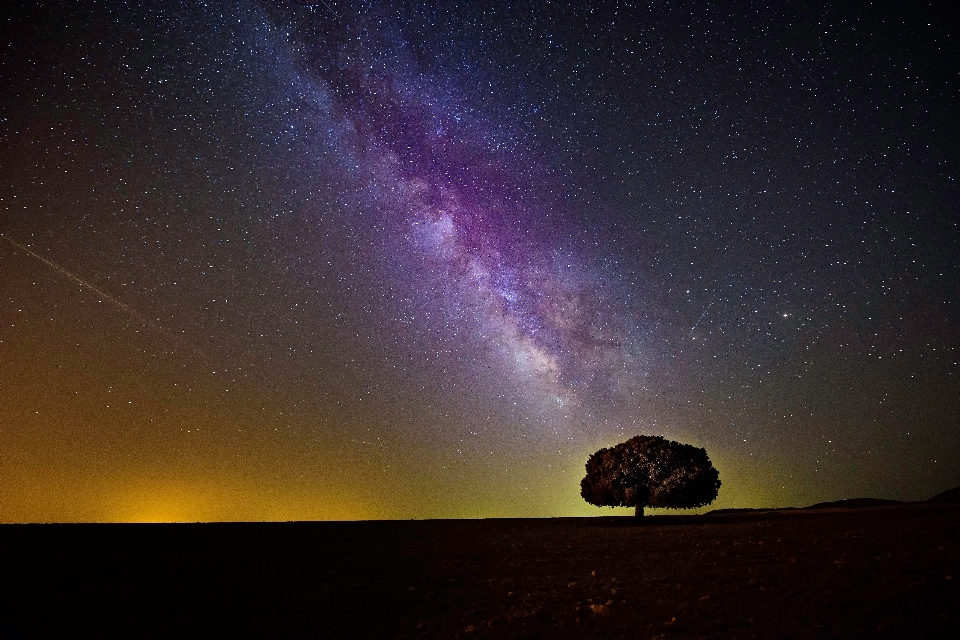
634, 504, 644, 518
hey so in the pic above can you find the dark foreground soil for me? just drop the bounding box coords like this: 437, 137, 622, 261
1, 502, 958, 639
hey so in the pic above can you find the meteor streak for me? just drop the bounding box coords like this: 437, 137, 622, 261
690, 297, 715, 334
2, 234, 234, 374
1, 233, 154, 328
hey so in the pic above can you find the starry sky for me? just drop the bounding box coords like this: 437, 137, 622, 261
1, 1, 957, 522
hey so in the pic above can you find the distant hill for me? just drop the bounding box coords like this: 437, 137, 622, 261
703, 488, 960, 515
927, 486, 960, 503
803, 497, 902, 510
704, 507, 769, 515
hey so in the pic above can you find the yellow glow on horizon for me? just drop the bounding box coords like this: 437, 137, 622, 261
1, 464, 379, 523
105, 476, 378, 523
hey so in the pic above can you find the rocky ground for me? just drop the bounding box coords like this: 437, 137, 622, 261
1, 501, 958, 638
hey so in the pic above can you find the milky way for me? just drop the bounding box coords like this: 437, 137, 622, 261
256, 7, 654, 420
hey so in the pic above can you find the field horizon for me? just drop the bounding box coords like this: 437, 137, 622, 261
2, 498, 958, 639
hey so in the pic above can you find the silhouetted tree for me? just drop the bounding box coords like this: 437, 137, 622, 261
581, 435, 720, 517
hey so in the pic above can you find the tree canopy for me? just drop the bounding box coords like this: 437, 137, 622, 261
581, 435, 720, 515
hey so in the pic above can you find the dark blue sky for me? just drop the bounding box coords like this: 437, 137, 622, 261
1, 1, 957, 521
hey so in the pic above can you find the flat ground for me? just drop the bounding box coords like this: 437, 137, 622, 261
1, 502, 958, 639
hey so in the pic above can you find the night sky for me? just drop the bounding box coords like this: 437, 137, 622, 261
1, 1, 957, 522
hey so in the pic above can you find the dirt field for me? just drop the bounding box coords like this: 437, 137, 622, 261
1, 502, 958, 638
